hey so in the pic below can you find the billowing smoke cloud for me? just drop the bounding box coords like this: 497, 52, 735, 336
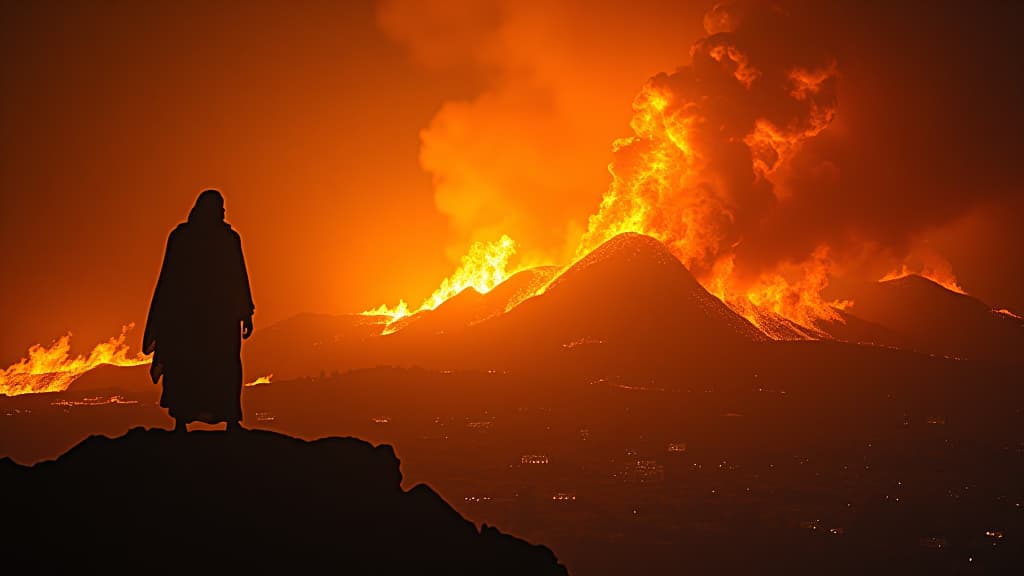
580, 1, 838, 270
380, 0, 1024, 316
721, 1, 1023, 309
582, 0, 1024, 321
725, 0, 1024, 281
376, 0, 709, 264
571, 1, 849, 323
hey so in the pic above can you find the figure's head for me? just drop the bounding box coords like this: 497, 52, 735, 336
188, 189, 225, 224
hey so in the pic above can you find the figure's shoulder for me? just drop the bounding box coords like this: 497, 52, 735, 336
223, 224, 242, 242
169, 223, 189, 239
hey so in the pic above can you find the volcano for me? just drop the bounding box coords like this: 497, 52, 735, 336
299, 232, 769, 376
460, 232, 766, 370
841, 274, 1024, 364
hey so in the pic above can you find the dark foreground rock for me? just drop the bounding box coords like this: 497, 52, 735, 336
1, 427, 567, 575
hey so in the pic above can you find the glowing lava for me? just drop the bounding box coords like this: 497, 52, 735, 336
364, 234, 524, 322
0, 324, 150, 397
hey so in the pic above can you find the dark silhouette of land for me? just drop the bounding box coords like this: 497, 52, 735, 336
842, 274, 1024, 362
1, 427, 567, 575
3, 359, 1020, 575
144, 189, 255, 432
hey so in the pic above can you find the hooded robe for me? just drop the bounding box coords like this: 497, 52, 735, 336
143, 202, 254, 424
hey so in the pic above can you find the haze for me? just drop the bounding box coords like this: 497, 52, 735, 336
2, 0, 1022, 364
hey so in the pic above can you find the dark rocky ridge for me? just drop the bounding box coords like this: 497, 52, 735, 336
66, 362, 155, 398
1, 427, 567, 575
842, 274, 1024, 363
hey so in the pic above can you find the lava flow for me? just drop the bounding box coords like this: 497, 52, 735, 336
364, 234, 525, 322
0, 324, 150, 397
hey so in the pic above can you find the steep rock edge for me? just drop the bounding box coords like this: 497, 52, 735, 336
0, 427, 567, 575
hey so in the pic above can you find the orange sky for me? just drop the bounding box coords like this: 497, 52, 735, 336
2, 0, 1023, 364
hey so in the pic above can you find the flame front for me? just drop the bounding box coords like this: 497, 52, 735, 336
364, 234, 522, 322
880, 264, 967, 295
0, 324, 150, 397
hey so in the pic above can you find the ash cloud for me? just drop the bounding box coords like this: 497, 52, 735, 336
732, 0, 1024, 302
379, 0, 1024, 310
594, 1, 1024, 294
376, 0, 710, 263
581, 1, 841, 284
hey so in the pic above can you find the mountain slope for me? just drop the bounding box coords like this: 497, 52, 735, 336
244, 312, 390, 379
65, 363, 153, 396
843, 275, 1024, 363
486, 232, 766, 347
387, 266, 562, 336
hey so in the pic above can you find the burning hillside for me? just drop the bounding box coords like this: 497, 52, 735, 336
364, 234, 523, 322
0, 325, 149, 397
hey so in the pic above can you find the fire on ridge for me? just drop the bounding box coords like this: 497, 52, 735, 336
879, 264, 967, 296
363, 234, 528, 323
0, 324, 149, 397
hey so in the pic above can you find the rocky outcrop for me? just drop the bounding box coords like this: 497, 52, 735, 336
1, 427, 566, 575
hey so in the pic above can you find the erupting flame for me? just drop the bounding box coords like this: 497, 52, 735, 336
741, 246, 843, 326
364, 22, 850, 337
0, 324, 150, 397
361, 6, 979, 340
879, 264, 967, 295
574, 43, 842, 334
363, 235, 523, 322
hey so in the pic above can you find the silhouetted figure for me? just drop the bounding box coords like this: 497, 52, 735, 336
143, 190, 255, 432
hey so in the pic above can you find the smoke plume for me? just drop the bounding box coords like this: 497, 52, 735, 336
380, 0, 1024, 319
